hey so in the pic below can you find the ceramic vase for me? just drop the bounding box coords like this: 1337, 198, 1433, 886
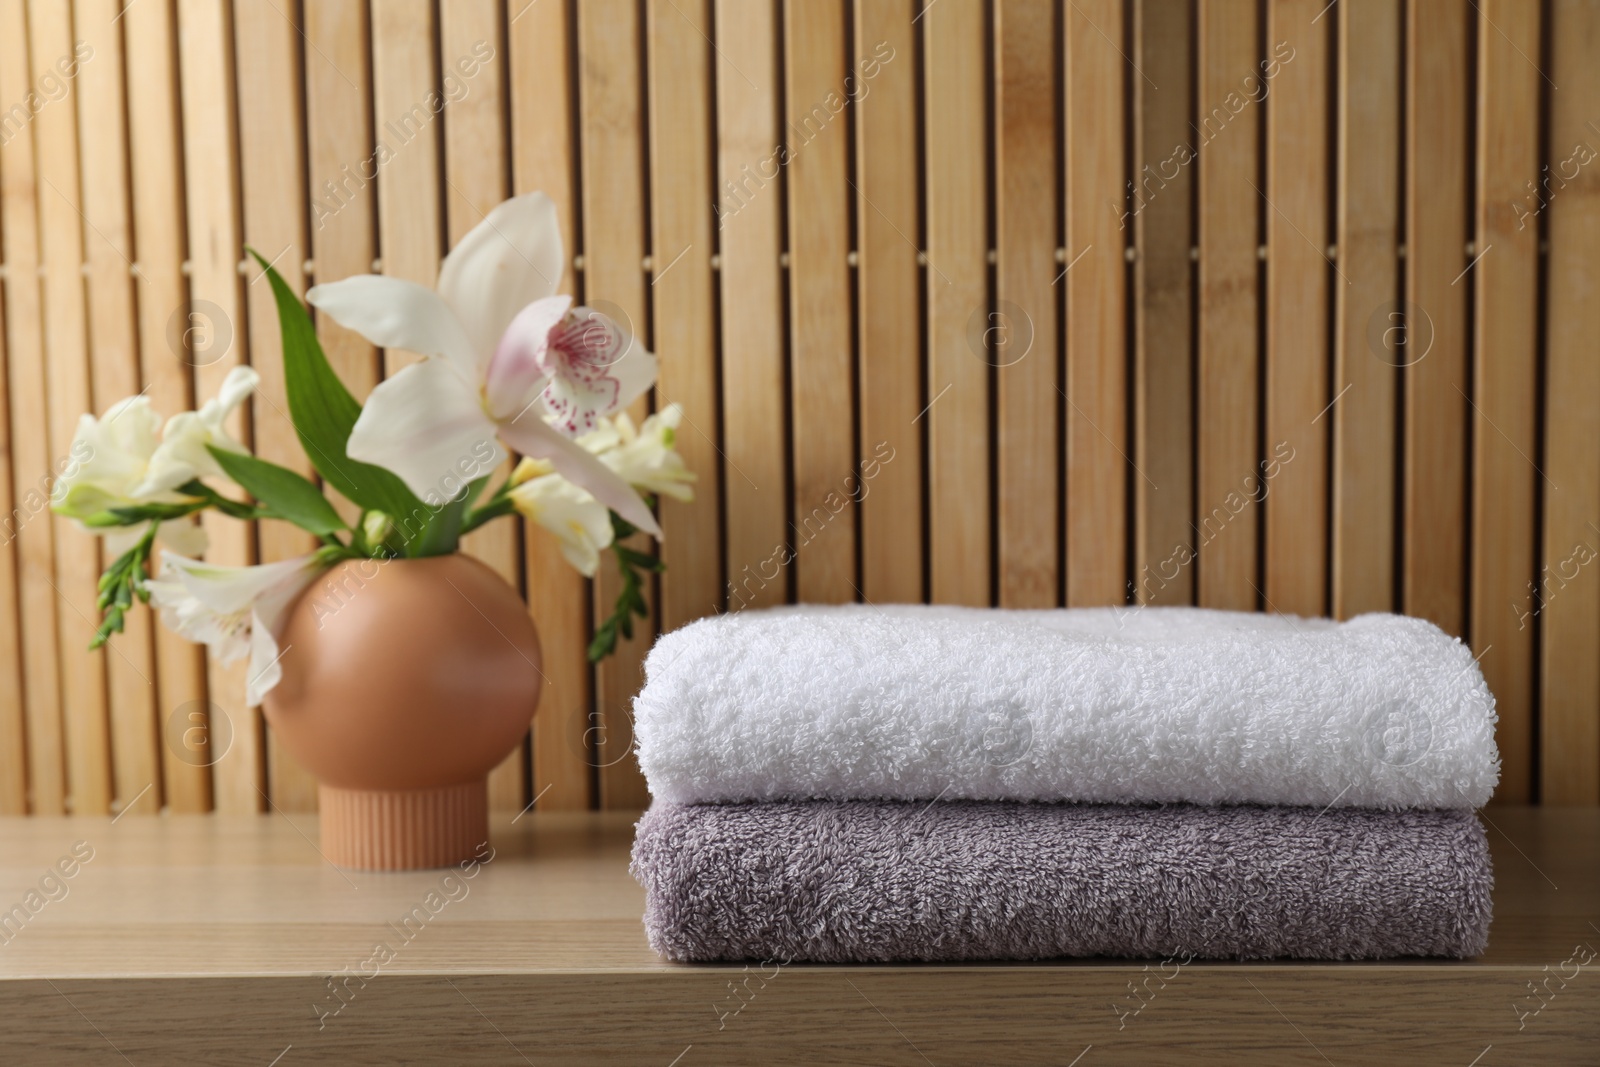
263, 554, 542, 870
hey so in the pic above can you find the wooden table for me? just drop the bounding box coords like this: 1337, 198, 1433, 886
1, 807, 1596, 1065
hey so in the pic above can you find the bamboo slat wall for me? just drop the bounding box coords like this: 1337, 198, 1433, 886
0, 0, 1595, 815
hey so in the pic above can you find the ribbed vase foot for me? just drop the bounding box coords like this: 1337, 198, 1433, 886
318, 779, 488, 870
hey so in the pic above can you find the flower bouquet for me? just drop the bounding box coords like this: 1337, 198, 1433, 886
52, 193, 693, 866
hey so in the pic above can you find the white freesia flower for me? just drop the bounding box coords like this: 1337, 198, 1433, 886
306, 191, 661, 536
508, 470, 614, 577
599, 404, 696, 503
507, 404, 693, 576
51, 366, 260, 556
144, 552, 326, 706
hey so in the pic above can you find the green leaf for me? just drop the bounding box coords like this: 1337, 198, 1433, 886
207, 446, 347, 537
171, 479, 260, 520
462, 472, 493, 510
414, 495, 466, 555
249, 249, 439, 549
461, 495, 515, 536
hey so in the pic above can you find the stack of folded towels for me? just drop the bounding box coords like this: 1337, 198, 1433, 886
630, 605, 1499, 962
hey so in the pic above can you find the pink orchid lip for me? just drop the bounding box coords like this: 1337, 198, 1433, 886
532, 309, 630, 436
486, 298, 638, 438
548, 308, 631, 370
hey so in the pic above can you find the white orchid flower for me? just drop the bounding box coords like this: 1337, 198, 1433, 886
599, 404, 696, 503
508, 467, 614, 577
306, 191, 661, 536
52, 366, 260, 556
144, 552, 325, 706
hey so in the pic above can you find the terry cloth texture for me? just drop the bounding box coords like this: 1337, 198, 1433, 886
633, 604, 1499, 809
631, 800, 1494, 963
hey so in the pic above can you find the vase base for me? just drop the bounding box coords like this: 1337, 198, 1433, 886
318, 780, 488, 870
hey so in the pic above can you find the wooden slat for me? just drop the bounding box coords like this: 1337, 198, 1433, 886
1065, 0, 1127, 607
578, 0, 652, 810
1539, 0, 1600, 806
995, 0, 1059, 608
29, 0, 112, 815
125, 0, 210, 813
442, 0, 516, 595
235, 0, 319, 813
1063, 0, 1129, 609
178, 0, 257, 813
648, 0, 723, 631
1331, 0, 1399, 619
302, 1, 376, 618
1264, 0, 1329, 618
1, 0, 65, 816
1472, 0, 1541, 804
304, 1, 379, 409
0, 270, 20, 816
923, 0, 989, 608
715, 0, 788, 613
372, 0, 443, 372
509, 0, 593, 812
0, 33, 25, 812
75, 0, 161, 815
1403, 0, 1470, 636
1131, 0, 1192, 607
1195, 1, 1260, 612
855, 0, 922, 605
785, 0, 856, 605
441, 0, 525, 813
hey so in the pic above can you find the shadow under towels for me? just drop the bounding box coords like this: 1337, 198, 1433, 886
632, 801, 1494, 963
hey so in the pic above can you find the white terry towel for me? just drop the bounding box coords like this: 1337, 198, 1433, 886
632, 605, 1500, 810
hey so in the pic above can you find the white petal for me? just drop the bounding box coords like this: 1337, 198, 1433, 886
346, 359, 506, 503
307, 275, 480, 380
145, 578, 243, 659
497, 410, 661, 537
245, 564, 323, 707
99, 517, 209, 558
52, 402, 164, 517
575, 416, 623, 456
102, 526, 144, 557
157, 518, 210, 557
159, 552, 317, 613
437, 192, 564, 364
245, 615, 283, 708
599, 403, 697, 503
216, 365, 260, 414
101, 395, 164, 459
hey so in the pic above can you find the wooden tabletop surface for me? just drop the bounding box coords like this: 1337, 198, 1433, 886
1, 806, 1596, 1065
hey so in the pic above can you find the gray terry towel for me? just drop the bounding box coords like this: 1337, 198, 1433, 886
631, 801, 1493, 962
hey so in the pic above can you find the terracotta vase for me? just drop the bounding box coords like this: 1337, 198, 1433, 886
263, 554, 542, 870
